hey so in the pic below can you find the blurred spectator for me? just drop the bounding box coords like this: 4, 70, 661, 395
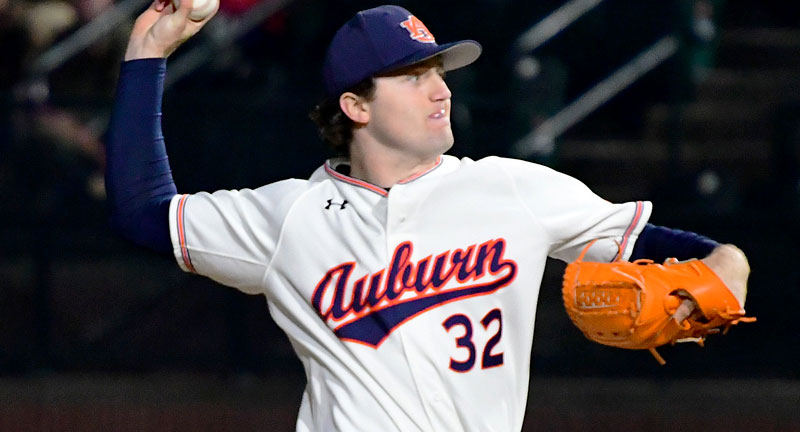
0, 0, 27, 128
20, 0, 78, 49
0, 0, 34, 90
49, 0, 130, 103
219, 0, 263, 16
674, 0, 724, 102
5, 0, 132, 213
0, 0, 36, 217
687, 0, 719, 82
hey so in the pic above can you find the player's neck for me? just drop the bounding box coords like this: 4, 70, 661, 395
347, 143, 441, 189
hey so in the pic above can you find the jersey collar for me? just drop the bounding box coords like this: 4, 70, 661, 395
324, 156, 444, 197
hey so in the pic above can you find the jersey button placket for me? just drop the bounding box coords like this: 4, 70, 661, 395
389, 186, 461, 430
386, 186, 410, 233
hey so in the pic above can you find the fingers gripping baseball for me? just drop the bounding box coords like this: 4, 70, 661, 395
125, 0, 218, 60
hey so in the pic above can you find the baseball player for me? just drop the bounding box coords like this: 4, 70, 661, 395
105, 2, 750, 431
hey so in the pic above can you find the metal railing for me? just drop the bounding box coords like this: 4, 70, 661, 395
510, 0, 679, 158
512, 36, 678, 157
30, 0, 151, 76
164, 0, 294, 89
28, 0, 293, 88
514, 0, 605, 53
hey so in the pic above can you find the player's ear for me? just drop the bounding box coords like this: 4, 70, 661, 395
339, 92, 370, 124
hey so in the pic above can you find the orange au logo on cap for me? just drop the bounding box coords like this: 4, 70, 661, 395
400, 15, 436, 43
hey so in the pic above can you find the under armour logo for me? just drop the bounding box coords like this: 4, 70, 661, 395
325, 199, 349, 210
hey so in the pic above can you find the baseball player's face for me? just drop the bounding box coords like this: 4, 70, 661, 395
364, 58, 453, 158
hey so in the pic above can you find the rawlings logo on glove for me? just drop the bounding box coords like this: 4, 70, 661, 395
562, 241, 755, 365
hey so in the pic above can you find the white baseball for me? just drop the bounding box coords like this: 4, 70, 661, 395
173, 0, 218, 21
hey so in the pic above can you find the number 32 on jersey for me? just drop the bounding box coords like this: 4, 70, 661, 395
443, 308, 504, 372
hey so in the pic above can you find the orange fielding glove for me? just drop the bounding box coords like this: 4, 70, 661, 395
562, 242, 755, 365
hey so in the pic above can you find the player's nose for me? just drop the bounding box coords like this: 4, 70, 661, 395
428, 72, 451, 102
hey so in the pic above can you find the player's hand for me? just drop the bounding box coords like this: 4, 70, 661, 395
701, 244, 750, 307
669, 244, 749, 324
124, 0, 217, 60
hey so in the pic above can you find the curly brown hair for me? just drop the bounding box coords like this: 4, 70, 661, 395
309, 78, 377, 157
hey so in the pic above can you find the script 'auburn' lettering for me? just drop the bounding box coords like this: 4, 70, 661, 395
311, 238, 517, 347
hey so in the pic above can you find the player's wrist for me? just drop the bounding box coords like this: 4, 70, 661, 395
125, 40, 165, 61
125, 35, 176, 61
701, 244, 749, 307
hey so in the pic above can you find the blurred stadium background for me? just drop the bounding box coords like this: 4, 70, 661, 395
1, 0, 798, 430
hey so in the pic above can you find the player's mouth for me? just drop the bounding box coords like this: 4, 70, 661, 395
428, 109, 449, 122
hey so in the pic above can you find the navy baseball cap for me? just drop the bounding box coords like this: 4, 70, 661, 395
322, 5, 482, 97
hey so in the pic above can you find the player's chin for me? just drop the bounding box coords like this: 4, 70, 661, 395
443, 136, 455, 152
429, 130, 454, 154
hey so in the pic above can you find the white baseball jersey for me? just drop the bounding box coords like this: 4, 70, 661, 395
168, 155, 651, 432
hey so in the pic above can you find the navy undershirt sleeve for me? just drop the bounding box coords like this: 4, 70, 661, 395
630, 223, 719, 262
105, 58, 175, 253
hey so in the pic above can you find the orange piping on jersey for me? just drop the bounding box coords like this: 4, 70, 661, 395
324, 156, 443, 195
324, 164, 388, 196
614, 201, 644, 262
396, 156, 443, 184
176, 194, 196, 273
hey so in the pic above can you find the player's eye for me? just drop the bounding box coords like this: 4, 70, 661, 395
407, 67, 445, 83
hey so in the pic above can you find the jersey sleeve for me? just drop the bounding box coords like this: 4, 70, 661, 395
168, 179, 308, 294
490, 157, 651, 263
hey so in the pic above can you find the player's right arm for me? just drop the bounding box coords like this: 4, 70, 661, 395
106, 0, 216, 252
107, 1, 305, 294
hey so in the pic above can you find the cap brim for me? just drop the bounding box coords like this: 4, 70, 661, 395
437, 40, 483, 72
380, 40, 482, 76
